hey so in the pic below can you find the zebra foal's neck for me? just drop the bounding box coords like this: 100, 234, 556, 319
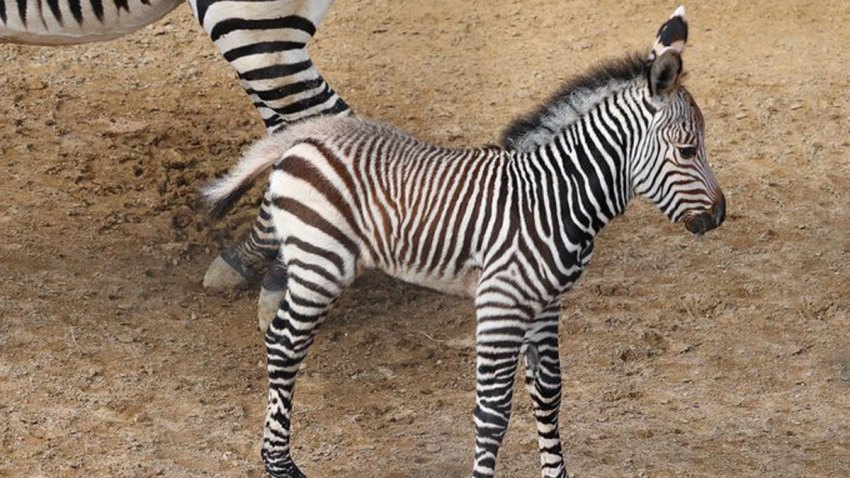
507, 61, 652, 239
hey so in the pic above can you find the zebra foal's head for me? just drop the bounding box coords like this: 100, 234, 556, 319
635, 6, 725, 235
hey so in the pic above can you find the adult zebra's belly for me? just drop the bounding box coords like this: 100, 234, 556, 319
0, 0, 182, 45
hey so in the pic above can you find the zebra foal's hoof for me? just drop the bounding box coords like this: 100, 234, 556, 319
258, 286, 285, 332
267, 470, 307, 478
203, 253, 252, 291
263, 453, 307, 478
266, 467, 307, 478
257, 261, 288, 332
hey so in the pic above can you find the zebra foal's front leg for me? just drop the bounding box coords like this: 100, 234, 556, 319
523, 304, 568, 478
471, 280, 531, 478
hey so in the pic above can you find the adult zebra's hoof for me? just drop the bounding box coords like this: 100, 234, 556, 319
203, 253, 253, 291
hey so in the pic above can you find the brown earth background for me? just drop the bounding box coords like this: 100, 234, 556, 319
1, 1, 849, 477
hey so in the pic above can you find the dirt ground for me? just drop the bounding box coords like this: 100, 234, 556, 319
1, 1, 848, 477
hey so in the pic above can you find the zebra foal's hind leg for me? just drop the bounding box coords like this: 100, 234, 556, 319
523, 304, 568, 478
204, 191, 279, 291
262, 247, 355, 477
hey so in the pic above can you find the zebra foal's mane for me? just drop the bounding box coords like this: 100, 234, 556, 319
502, 52, 649, 153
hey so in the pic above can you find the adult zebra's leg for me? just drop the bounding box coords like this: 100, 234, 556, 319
191, 0, 351, 130
523, 303, 568, 478
472, 277, 529, 478
194, 0, 352, 293
262, 258, 347, 478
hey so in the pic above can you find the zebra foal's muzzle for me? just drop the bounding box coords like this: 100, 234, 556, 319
684, 192, 726, 235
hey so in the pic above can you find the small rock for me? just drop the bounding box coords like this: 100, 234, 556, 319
26, 78, 47, 91
445, 337, 475, 350
376, 366, 395, 379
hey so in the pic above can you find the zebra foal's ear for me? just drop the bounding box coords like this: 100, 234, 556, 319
649, 5, 688, 62
647, 6, 687, 101
649, 50, 683, 100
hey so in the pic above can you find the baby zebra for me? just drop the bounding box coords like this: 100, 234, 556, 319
204, 6, 725, 478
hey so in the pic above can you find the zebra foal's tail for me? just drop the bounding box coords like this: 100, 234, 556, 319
202, 129, 301, 219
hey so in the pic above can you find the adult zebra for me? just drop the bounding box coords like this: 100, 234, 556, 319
1, 0, 346, 308
205, 6, 726, 478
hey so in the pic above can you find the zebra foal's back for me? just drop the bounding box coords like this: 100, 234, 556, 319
252, 117, 509, 296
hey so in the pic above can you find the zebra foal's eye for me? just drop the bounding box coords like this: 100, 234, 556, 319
677, 146, 697, 159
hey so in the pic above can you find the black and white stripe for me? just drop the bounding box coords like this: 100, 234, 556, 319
204, 8, 726, 477
0, 0, 182, 43
193, 0, 349, 131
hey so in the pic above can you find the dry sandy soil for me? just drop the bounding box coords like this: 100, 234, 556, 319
1, 1, 849, 477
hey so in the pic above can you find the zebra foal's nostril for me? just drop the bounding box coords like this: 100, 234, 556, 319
713, 194, 726, 227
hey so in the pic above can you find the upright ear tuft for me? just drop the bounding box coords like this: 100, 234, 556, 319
649, 50, 683, 100
649, 5, 688, 62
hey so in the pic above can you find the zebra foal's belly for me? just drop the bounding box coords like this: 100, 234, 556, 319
382, 264, 481, 298
0, 0, 182, 45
